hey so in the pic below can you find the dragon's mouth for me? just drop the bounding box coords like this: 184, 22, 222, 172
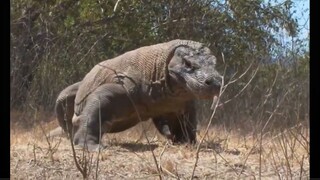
187, 84, 220, 99
168, 71, 221, 99
184, 76, 221, 98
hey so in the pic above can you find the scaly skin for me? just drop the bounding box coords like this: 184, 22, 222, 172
49, 40, 222, 151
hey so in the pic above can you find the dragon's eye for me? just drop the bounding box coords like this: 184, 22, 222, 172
184, 60, 192, 68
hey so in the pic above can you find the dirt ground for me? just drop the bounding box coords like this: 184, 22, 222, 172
10, 113, 309, 180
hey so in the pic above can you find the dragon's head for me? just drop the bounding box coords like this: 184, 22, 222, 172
168, 45, 222, 99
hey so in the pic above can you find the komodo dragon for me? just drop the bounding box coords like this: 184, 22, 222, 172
49, 39, 222, 151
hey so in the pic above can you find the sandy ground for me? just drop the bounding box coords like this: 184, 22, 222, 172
10, 118, 309, 180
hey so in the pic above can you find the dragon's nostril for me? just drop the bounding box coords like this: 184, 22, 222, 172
205, 79, 213, 85
205, 76, 222, 88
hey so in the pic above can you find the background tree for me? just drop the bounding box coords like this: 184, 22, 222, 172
10, 0, 309, 131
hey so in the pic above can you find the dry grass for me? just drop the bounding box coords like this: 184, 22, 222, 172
10, 113, 309, 180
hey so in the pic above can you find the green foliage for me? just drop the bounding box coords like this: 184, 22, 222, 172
11, 0, 309, 130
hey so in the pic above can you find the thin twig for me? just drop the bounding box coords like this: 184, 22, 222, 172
219, 64, 259, 106
190, 77, 224, 179
95, 65, 163, 179
123, 87, 163, 180
94, 101, 103, 180
113, 0, 122, 12
258, 89, 290, 179
77, 32, 109, 64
